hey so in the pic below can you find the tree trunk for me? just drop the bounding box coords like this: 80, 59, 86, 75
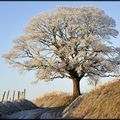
72, 78, 81, 99
71, 75, 84, 99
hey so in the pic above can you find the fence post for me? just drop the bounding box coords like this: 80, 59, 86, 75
6, 90, 10, 101
17, 91, 20, 100
24, 89, 26, 99
12, 90, 15, 102
2, 91, 6, 102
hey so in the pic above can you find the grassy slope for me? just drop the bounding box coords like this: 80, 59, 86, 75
63, 79, 120, 119
33, 79, 120, 119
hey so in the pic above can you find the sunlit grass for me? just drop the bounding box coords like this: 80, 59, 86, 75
69, 79, 120, 119
33, 91, 73, 108
33, 79, 120, 119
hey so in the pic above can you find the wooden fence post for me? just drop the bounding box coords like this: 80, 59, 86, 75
6, 90, 10, 101
24, 89, 26, 99
17, 91, 20, 100
2, 91, 6, 102
12, 90, 15, 101
20, 91, 22, 100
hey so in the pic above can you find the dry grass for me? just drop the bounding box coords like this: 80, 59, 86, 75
32, 79, 120, 119
33, 91, 73, 108
65, 79, 120, 119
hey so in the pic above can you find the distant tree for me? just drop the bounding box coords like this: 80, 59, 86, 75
3, 6, 120, 99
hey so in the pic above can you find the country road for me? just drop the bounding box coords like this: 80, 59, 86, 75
0, 96, 83, 119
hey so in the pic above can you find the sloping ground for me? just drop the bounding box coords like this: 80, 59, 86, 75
0, 99, 38, 118
1, 79, 120, 119
63, 79, 120, 119
33, 91, 73, 107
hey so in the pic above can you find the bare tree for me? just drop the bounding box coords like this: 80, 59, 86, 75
3, 6, 120, 98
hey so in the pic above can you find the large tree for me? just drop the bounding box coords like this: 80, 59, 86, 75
3, 6, 120, 98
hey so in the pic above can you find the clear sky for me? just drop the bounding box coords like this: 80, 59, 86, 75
0, 1, 120, 100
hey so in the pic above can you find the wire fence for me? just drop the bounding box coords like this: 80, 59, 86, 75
0, 89, 26, 103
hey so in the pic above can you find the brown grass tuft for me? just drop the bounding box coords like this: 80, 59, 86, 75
32, 91, 73, 108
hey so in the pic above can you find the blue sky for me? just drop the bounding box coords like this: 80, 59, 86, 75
0, 1, 120, 100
